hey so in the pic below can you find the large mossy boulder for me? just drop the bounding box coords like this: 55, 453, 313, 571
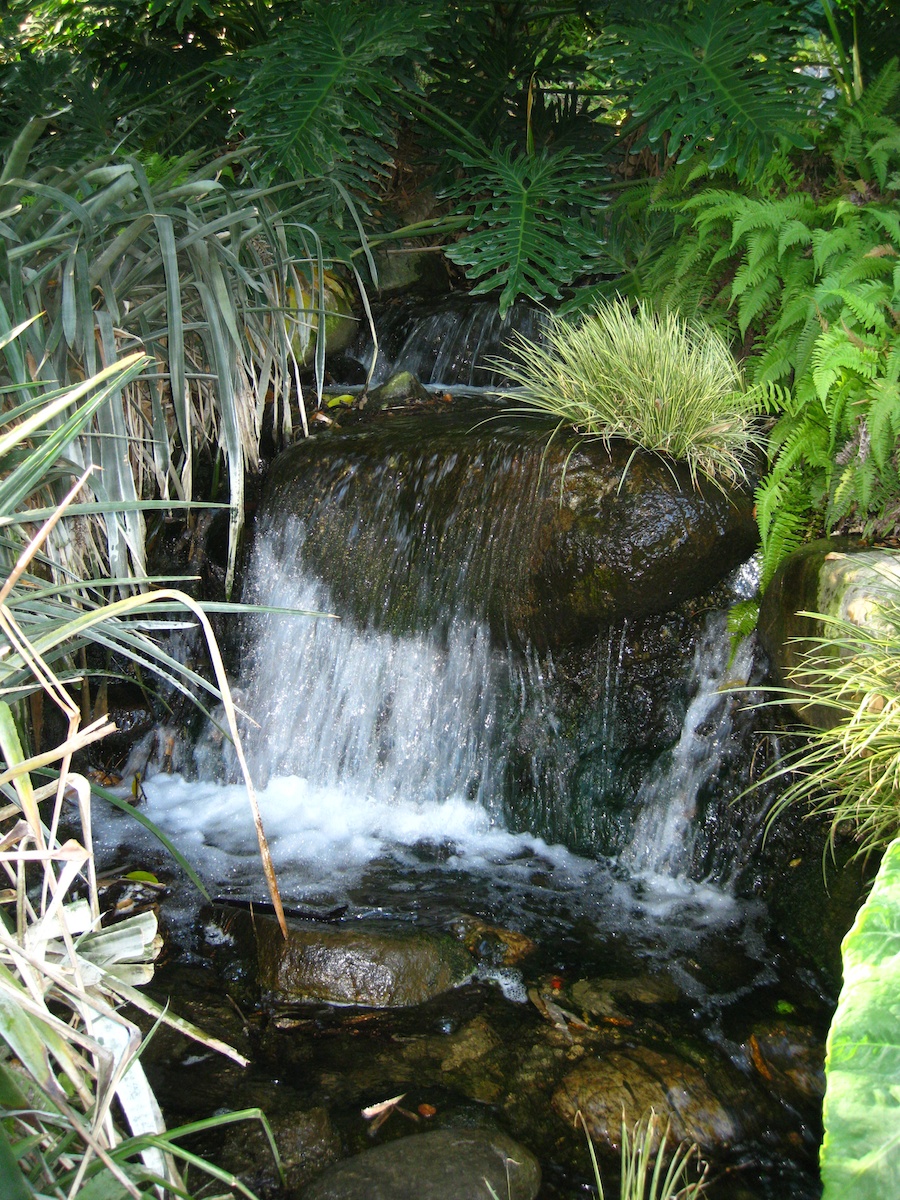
260, 406, 756, 649
759, 540, 900, 727
301, 1128, 540, 1200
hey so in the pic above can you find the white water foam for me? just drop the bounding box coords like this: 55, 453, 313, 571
99, 769, 580, 901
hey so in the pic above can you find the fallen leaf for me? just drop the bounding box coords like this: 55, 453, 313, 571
362, 1093, 406, 1120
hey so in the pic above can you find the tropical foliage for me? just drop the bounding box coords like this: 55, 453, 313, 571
1, 143, 318, 594
497, 298, 762, 486
609, 0, 819, 181
820, 833, 900, 1200
763, 603, 900, 860
0, 342, 286, 1196
3, 2, 900, 1196
622, 55, 900, 587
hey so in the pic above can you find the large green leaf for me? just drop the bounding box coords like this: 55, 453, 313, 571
230, 1, 433, 205
442, 142, 605, 316
610, 0, 819, 180
821, 835, 900, 1197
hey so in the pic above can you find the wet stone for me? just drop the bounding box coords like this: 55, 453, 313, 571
221, 1106, 341, 1197
255, 915, 475, 1007
449, 915, 537, 966
570, 974, 680, 1021
551, 1045, 744, 1154
300, 1127, 540, 1200
744, 1022, 825, 1106
364, 371, 432, 409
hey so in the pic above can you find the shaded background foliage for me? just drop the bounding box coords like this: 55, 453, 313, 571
2, 0, 898, 587
1, 2, 900, 1196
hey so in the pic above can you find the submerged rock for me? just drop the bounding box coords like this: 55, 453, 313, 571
363, 370, 432, 409
570, 974, 680, 1021
222, 1106, 341, 1196
300, 1128, 540, 1200
449, 915, 536, 966
254, 915, 475, 1007
551, 1046, 745, 1154
744, 1022, 825, 1106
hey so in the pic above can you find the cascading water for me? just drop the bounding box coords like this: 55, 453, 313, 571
96, 401, 831, 1200
112, 406, 768, 916
339, 295, 548, 388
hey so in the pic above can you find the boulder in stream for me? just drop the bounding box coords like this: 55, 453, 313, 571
551, 1045, 745, 1154
261, 407, 758, 649
300, 1127, 540, 1200
253, 914, 475, 1007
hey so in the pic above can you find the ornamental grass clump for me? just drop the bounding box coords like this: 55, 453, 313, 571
497, 298, 762, 488
764, 604, 900, 859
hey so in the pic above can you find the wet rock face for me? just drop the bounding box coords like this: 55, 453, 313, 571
551, 1046, 745, 1154
744, 1022, 825, 1106
254, 915, 475, 1007
300, 1128, 541, 1200
260, 407, 756, 649
534, 439, 757, 646
759, 539, 900, 727
221, 1106, 341, 1197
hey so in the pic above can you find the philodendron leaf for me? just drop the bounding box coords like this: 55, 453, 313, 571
821, 835, 900, 1198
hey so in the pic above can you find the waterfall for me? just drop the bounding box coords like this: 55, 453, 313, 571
343, 296, 547, 388
222, 515, 513, 811
110, 410, 766, 913
621, 612, 757, 880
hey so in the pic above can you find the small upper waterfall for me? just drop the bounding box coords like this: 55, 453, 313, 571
340, 296, 548, 388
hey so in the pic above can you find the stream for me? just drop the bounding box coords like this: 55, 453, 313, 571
92, 301, 847, 1199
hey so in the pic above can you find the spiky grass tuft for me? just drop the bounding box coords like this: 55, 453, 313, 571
496, 298, 762, 489
764, 604, 900, 859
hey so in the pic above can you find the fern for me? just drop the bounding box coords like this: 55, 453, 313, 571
821, 58, 900, 191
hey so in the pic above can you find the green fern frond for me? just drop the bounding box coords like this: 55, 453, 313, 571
868, 378, 900, 470
778, 219, 814, 258
756, 468, 810, 587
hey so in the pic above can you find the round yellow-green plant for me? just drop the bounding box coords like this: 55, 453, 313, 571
496, 298, 762, 488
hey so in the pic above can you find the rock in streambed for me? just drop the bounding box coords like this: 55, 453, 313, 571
210, 908, 476, 1007
300, 1127, 540, 1200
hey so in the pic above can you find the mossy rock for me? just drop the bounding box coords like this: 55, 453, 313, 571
254, 915, 475, 1007
759, 540, 900, 727
300, 1128, 540, 1200
262, 407, 757, 649
551, 1045, 750, 1154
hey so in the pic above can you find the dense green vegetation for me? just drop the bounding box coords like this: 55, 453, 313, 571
497, 298, 762, 488
1, 1, 899, 1196
5, 0, 896, 591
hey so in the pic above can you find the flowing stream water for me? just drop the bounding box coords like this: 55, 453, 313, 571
93, 310, 832, 1199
